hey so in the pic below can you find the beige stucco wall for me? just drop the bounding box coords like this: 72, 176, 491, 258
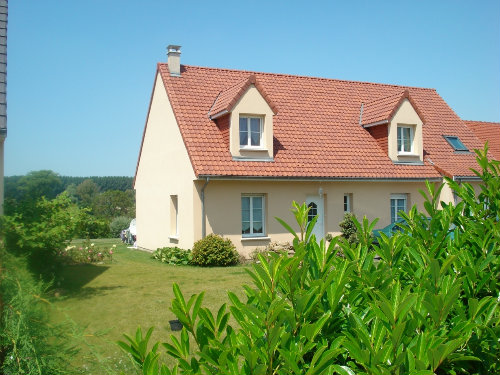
388, 99, 423, 163
200, 179, 430, 258
135, 73, 196, 251
229, 85, 274, 159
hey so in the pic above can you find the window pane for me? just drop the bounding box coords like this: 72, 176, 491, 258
239, 117, 248, 131
241, 197, 250, 210
251, 130, 260, 146
250, 118, 260, 132
242, 221, 250, 234
252, 197, 262, 209
240, 118, 248, 146
397, 127, 402, 152
253, 208, 262, 222
242, 209, 250, 222
253, 221, 263, 233
403, 128, 411, 152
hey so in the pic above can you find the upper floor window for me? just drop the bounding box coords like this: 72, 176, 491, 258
443, 135, 468, 151
239, 116, 262, 148
397, 126, 414, 154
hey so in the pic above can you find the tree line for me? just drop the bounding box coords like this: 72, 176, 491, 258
4, 170, 135, 238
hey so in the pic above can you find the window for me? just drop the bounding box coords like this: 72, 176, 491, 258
170, 195, 178, 237
443, 135, 468, 151
307, 202, 318, 223
239, 116, 262, 148
242, 195, 264, 236
397, 126, 414, 154
344, 194, 352, 213
390, 194, 407, 223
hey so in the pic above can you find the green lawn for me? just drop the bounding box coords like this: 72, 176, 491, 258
51, 239, 252, 374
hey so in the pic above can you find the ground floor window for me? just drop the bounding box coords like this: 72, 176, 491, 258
390, 194, 407, 223
170, 195, 178, 236
344, 193, 352, 213
242, 195, 265, 236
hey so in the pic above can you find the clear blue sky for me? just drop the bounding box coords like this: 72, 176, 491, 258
6, 0, 500, 177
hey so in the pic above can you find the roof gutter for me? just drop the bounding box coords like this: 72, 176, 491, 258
208, 110, 229, 120
362, 119, 389, 128
453, 176, 482, 182
201, 177, 210, 238
197, 175, 442, 182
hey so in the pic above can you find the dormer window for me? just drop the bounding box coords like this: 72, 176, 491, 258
443, 135, 469, 151
239, 116, 263, 148
397, 125, 414, 154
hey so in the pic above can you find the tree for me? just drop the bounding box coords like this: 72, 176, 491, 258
76, 179, 100, 208
92, 189, 135, 219
16, 170, 63, 201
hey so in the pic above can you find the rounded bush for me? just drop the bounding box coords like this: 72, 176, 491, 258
110, 216, 132, 238
191, 234, 239, 267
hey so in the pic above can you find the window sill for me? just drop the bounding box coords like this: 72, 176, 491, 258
241, 236, 271, 242
169, 236, 179, 241
239, 147, 268, 152
397, 152, 418, 157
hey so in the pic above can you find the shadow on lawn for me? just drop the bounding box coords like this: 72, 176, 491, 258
58, 263, 122, 299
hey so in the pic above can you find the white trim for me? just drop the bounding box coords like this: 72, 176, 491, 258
239, 115, 264, 148
241, 194, 266, 238
362, 119, 389, 128
397, 125, 414, 154
241, 236, 271, 242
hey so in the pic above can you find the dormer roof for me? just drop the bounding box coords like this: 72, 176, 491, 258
361, 90, 425, 127
208, 74, 278, 119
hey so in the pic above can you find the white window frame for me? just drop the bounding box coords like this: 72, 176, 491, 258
239, 116, 263, 149
397, 125, 414, 154
344, 194, 351, 213
170, 195, 178, 239
390, 194, 407, 224
241, 194, 266, 237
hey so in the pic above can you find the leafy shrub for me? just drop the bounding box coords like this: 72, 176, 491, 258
118, 147, 499, 375
152, 247, 192, 265
0, 249, 78, 374
1, 193, 80, 279
339, 212, 359, 244
59, 240, 114, 264
190, 234, 239, 267
75, 209, 110, 238
110, 216, 132, 238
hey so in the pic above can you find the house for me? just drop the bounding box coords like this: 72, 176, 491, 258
464, 121, 500, 161
134, 45, 496, 257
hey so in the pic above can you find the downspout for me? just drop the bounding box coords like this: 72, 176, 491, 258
201, 177, 210, 238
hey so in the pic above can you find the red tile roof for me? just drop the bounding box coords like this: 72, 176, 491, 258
361, 90, 426, 127
464, 121, 500, 161
208, 74, 277, 119
153, 64, 487, 179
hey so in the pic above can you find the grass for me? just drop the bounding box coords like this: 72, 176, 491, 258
50, 238, 252, 374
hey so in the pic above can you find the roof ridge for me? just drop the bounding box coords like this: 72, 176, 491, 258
464, 120, 500, 125
163, 63, 437, 91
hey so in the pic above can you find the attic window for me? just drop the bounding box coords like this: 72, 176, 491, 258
443, 136, 468, 151
239, 116, 263, 148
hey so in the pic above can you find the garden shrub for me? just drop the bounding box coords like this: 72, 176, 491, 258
152, 247, 192, 265
339, 212, 359, 244
1, 193, 80, 280
75, 209, 110, 238
118, 147, 499, 375
190, 234, 239, 267
110, 216, 132, 238
0, 249, 78, 374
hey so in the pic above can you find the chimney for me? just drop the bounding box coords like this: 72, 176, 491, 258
167, 45, 181, 77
